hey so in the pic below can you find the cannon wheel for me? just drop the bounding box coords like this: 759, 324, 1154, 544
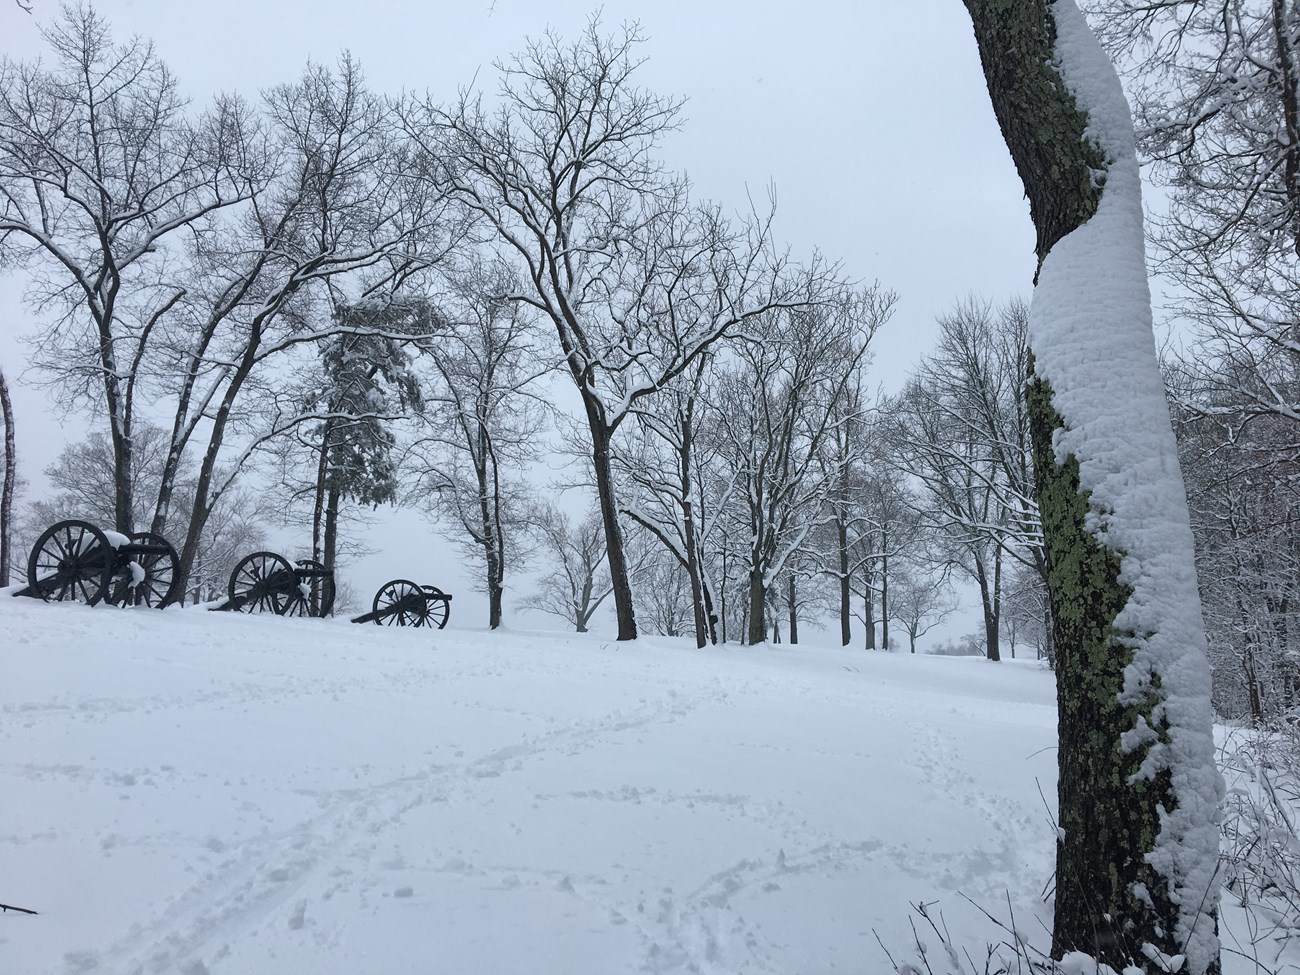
372, 579, 426, 627
106, 532, 181, 608
283, 559, 336, 618
228, 551, 294, 614
26, 519, 114, 605
423, 585, 451, 630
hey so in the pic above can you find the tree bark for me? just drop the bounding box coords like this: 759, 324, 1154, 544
312, 421, 332, 562
0, 367, 14, 588
961, 1, 1221, 970
323, 482, 340, 574
976, 559, 1002, 662
864, 573, 876, 650
587, 413, 636, 640
880, 544, 890, 652
747, 563, 766, 645
839, 518, 852, 646
788, 574, 799, 645
481, 481, 504, 631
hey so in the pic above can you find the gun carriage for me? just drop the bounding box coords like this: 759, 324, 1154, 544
224, 551, 335, 617
350, 580, 452, 628
21, 519, 180, 608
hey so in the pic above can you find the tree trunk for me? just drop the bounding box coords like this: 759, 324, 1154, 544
176, 345, 260, 592
111, 413, 134, 534
838, 519, 852, 646
680, 410, 708, 648
880, 546, 890, 652
685, 511, 707, 648
323, 482, 340, 573
864, 575, 876, 650
747, 564, 766, 645
312, 422, 332, 562
587, 412, 636, 640
788, 574, 799, 645
0, 367, 14, 588
977, 561, 1002, 662
961, 1, 1222, 970
477, 444, 504, 630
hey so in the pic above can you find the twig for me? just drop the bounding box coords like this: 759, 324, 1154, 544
0, 901, 38, 915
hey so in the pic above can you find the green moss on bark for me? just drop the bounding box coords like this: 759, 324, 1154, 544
1027, 365, 1181, 966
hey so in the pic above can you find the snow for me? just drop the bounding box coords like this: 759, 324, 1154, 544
1030, 2, 1224, 971
102, 531, 130, 550
0, 595, 1063, 974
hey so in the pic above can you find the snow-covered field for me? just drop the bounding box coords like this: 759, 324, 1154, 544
0, 595, 1063, 974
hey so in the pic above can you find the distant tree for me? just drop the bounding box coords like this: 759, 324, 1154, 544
849, 475, 919, 653
893, 298, 1040, 662
962, 0, 1222, 969
1000, 564, 1050, 662
525, 503, 613, 633
617, 354, 725, 648
633, 544, 695, 639
408, 18, 798, 640
817, 367, 878, 647
411, 261, 550, 629
889, 562, 957, 655
0, 365, 13, 586
1168, 359, 1300, 722
712, 294, 884, 645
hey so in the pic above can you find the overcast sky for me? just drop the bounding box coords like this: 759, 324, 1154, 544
0, 0, 1040, 636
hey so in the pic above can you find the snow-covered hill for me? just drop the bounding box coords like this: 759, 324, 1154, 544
0, 595, 1060, 974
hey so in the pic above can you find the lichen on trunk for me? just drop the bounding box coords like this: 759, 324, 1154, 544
961, 0, 1223, 970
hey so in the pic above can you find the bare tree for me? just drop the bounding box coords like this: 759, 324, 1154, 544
1168, 359, 1300, 722
633, 542, 695, 638
162, 54, 457, 592
711, 291, 886, 645
411, 260, 550, 628
406, 18, 796, 640
817, 369, 875, 647
0, 6, 255, 534
1000, 563, 1050, 662
525, 502, 613, 633
892, 298, 1040, 661
848, 474, 920, 653
889, 562, 958, 654
617, 355, 724, 648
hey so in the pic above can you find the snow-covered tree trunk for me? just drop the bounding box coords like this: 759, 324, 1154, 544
962, 1, 1223, 971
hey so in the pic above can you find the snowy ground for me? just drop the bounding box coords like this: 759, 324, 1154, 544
0, 594, 1065, 974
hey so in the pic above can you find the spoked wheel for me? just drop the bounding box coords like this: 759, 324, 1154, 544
26, 519, 114, 605
106, 532, 181, 608
283, 559, 336, 618
228, 551, 294, 614
422, 585, 451, 630
372, 579, 426, 627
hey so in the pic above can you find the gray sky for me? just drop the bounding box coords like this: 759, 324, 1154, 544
0, 0, 1038, 636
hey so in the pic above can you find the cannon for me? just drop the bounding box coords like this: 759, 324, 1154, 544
22, 519, 180, 608
223, 551, 335, 617
350, 579, 452, 628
